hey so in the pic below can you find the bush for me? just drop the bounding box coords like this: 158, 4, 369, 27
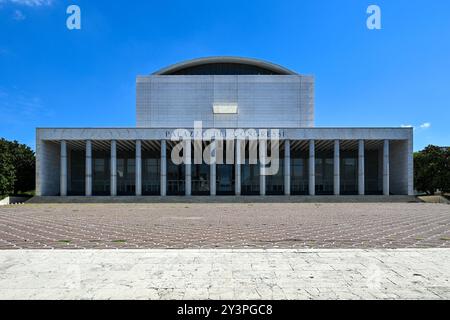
414, 145, 450, 195
0, 138, 36, 196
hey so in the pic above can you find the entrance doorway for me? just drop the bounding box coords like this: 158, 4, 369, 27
216, 165, 235, 195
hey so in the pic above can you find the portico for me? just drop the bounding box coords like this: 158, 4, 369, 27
36, 127, 413, 197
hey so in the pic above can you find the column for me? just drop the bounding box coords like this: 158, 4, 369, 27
284, 140, 291, 196
407, 137, 414, 196
110, 140, 117, 197
135, 140, 142, 196
85, 140, 92, 196
160, 140, 167, 196
60, 141, 67, 196
235, 139, 242, 196
185, 140, 192, 196
383, 139, 390, 196
259, 140, 266, 196
210, 139, 216, 196
358, 140, 365, 195
334, 140, 340, 196
309, 140, 315, 196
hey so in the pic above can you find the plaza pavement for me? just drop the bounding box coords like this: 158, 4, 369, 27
0, 203, 449, 249
0, 202, 449, 300
0, 249, 449, 300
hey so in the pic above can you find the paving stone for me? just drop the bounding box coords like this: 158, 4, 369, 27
0, 249, 449, 300
0, 203, 449, 249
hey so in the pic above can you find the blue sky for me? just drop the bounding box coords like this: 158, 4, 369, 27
0, 0, 449, 151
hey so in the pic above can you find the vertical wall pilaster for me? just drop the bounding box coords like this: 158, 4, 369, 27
110, 140, 117, 197
334, 140, 340, 196
284, 140, 291, 196
160, 140, 167, 196
259, 140, 267, 196
60, 141, 67, 196
407, 134, 414, 196
135, 140, 142, 196
85, 140, 92, 196
185, 140, 192, 196
36, 137, 43, 196
309, 140, 315, 196
383, 140, 390, 196
210, 139, 216, 196
358, 140, 365, 195
235, 139, 243, 196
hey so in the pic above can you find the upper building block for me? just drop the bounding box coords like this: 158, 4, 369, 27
136, 57, 314, 128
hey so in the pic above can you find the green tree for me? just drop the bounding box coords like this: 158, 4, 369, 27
0, 138, 36, 196
11, 141, 36, 194
414, 145, 450, 195
0, 139, 16, 196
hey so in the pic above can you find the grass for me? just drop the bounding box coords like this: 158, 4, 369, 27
111, 240, 127, 243
440, 237, 450, 241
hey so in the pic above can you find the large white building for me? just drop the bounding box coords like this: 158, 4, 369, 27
36, 57, 414, 197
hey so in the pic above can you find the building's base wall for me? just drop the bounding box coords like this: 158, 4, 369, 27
36, 139, 61, 196
390, 140, 410, 195
28, 195, 420, 204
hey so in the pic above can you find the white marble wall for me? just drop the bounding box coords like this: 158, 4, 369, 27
136, 75, 314, 128
36, 140, 60, 196
390, 140, 410, 195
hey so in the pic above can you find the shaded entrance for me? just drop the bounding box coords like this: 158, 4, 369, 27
216, 141, 235, 195
68, 147, 85, 196
241, 141, 260, 195
217, 165, 235, 195
142, 143, 161, 196
290, 141, 309, 195
167, 142, 185, 196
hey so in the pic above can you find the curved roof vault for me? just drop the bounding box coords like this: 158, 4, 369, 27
152, 56, 297, 76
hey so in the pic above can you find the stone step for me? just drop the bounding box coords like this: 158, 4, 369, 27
27, 195, 420, 204
0, 196, 33, 206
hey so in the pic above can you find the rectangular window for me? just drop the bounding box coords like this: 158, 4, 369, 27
213, 104, 238, 114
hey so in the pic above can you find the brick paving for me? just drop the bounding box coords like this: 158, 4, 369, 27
0, 203, 449, 249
